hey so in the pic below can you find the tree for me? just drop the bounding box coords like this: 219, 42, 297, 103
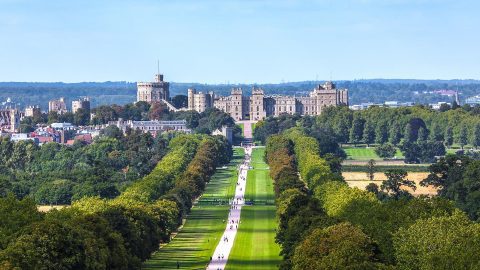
375, 121, 389, 144
362, 121, 375, 146
417, 127, 428, 142
394, 211, 480, 270
375, 143, 396, 159
439, 103, 451, 112
381, 169, 416, 199
389, 123, 402, 145
291, 223, 385, 270
148, 102, 167, 120
458, 125, 468, 150
472, 123, 480, 149
171, 95, 188, 108
431, 123, 444, 142
349, 115, 365, 146
73, 108, 90, 126
404, 123, 415, 143
101, 125, 123, 140
0, 194, 43, 249
445, 126, 454, 148
365, 183, 379, 194
366, 159, 376, 181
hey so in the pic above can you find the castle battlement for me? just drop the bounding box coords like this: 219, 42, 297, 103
187, 82, 348, 121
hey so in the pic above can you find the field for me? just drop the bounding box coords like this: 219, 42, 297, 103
343, 171, 437, 196
143, 148, 244, 269
226, 147, 281, 270
343, 146, 404, 161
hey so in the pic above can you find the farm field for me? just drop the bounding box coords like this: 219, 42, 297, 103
226, 147, 281, 270
143, 148, 244, 269
343, 171, 437, 196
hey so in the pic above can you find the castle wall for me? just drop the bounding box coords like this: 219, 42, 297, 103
187, 81, 348, 121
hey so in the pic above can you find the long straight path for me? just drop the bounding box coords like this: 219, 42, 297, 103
207, 146, 252, 270
226, 147, 282, 270
143, 149, 244, 269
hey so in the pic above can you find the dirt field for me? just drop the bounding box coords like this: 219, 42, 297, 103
37, 205, 67, 212
343, 172, 438, 196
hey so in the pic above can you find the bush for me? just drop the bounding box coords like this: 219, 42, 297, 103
375, 143, 397, 158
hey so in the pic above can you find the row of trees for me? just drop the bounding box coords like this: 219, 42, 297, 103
0, 134, 231, 269
265, 130, 480, 269
330, 105, 480, 149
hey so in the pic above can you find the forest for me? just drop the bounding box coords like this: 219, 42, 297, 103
265, 129, 480, 270
3, 101, 242, 205
0, 134, 232, 269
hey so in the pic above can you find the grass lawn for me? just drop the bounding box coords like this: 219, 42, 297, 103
143, 148, 244, 269
343, 146, 404, 160
226, 148, 281, 270
237, 123, 244, 136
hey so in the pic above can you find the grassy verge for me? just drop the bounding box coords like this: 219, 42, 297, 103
226, 148, 281, 270
143, 148, 244, 269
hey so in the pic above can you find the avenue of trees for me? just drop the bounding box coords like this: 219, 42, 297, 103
0, 134, 231, 269
265, 130, 480, 270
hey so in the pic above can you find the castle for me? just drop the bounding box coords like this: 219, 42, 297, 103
188, 81, 348, 121
137, 74, 170, 103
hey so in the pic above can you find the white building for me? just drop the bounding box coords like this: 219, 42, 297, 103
109, 119, 190, 134
72, 97, 91, 114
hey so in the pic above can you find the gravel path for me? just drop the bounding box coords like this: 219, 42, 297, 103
206, 146, 252, 270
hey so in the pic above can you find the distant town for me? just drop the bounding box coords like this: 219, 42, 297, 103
0, 72, 479, 146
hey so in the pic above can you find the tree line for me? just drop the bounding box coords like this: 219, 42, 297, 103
255, 105, 480, 163
265, 130, 480, 270
0, 134, 231, 269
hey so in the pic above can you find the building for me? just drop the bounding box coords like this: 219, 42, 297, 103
430, 102, 451, 110
10, 133, 39, 144
466, 95, 480, 106
109, 119, 190, 134
187, 81, 348, 121
72, 97, 91, 114
0, 98, 16, 110
49, 97, 67, 114
187, 89, 215, 112
212, 126, 233, 144
137, 74, 170, 103
0, 109, 22, 132
25, 106, 41, 117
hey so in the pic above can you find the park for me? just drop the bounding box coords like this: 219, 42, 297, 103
144, 122, 280, 269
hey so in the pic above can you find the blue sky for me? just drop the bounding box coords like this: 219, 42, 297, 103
0, 0, 479, 83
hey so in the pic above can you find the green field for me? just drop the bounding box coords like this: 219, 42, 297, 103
226, 148, 281, 270
143, 148, 244, 269
344, 146, 404, 160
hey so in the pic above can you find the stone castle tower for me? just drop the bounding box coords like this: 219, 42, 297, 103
137, 74, 170, 103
